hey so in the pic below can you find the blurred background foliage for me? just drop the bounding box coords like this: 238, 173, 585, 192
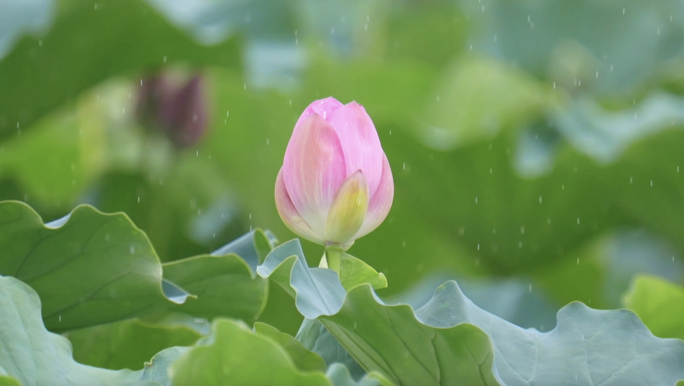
2, 0, 684, 335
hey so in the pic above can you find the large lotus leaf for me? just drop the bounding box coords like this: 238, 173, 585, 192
169, 318, 392, 386
421, 54, 560, 151
0, 201, 268, 331
169, 319, 331, 386
0, 377, 21, 386
0, 266, 379, 386
0, 0, 52, 58
0, 274, 183, 386
256, 239, 346, 318
0, 201, 171, 331
325, 363, 395, 386
552, 93, 684, 164
254, 322, 327, 373
459, 0, 684, 96
258, 241, 498, 385
296, 319, 365, 380
67, 319, 202, 371
261, 240, 684, 385
415, 282, 684, 386
0, 0, 241, 140
387, 274, 558, 331
0, 101, 106, 204
162, 253, 268, 322
622, 275, 684, 341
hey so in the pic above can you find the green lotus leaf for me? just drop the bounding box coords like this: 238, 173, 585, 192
0, 274, 182, 386
263, 240, 684, 385
0, 201, 269, 331
623, 274, 684, 341
254, 322, 327, 373
169, 319, 330, 386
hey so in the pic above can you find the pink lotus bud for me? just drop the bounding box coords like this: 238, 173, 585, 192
136, 74, 209, 148
275, 97, 394, 250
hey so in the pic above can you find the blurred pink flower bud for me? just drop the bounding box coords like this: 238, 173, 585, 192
275, 97, 394, 250
136, 74, 209, 148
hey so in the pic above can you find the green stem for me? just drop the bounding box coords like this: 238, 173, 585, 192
324, 245, 344, 274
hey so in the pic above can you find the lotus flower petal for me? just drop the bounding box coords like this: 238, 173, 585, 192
294, 96, 343, 128
275, 168, 324, 244
282, 113, 347, 233
326, 170, 369, 244
355, 153, 394, 239
327, 102, 384, 195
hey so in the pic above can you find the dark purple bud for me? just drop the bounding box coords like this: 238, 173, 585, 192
136, 75, 169, 126
136, 74, 209, 148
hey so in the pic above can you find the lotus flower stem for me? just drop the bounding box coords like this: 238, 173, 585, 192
323, 244, 345, 274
